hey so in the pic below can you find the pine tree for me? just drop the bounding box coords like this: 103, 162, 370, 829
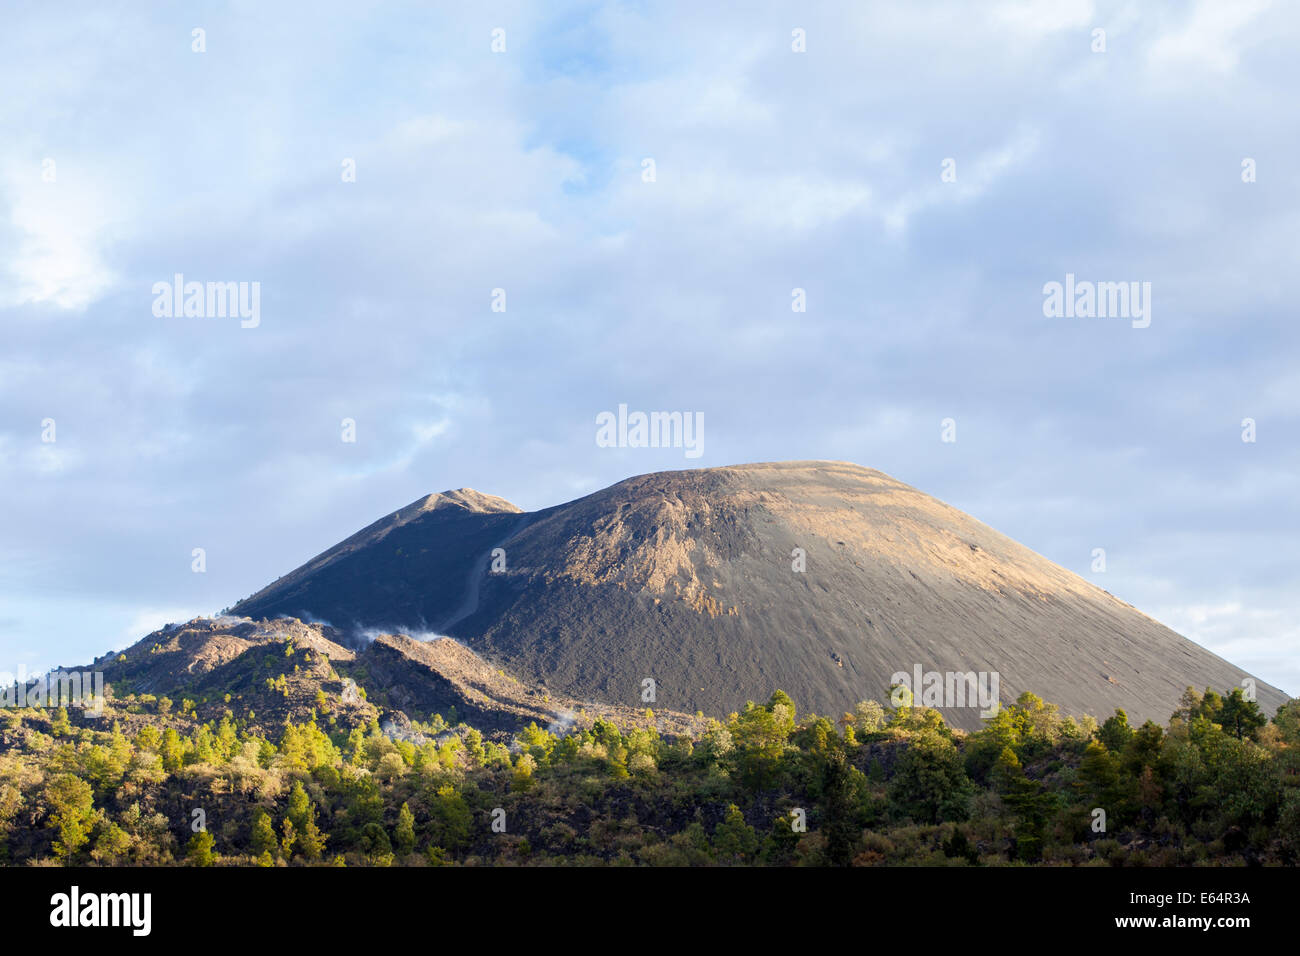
1075, 741, 1122, 814
1216, 688, 1266, 741
760, 812, 802, 865
280, 819, 297, 859
992, 746, 1055, 861
430, 784, 471, 850
283, 782, 326, 861
820, 749, 865, 866
45, 774, 97, 860
887, 731, 973, 824
394, 802, 416, 856
301, 815, 326, 861
360, 822, 393, 866
186, 830, 215, 866
712, 804, 758, 862
1097, 709, 1134, 752
251, 808, 277, 856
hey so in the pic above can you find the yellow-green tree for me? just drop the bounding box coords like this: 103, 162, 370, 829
394, 802, 416, 856
186, 830, 215, 866
45, 773, 97, 860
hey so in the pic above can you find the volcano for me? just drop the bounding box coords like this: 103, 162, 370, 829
232, 461, 1287, 729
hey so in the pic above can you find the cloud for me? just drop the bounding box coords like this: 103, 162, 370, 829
1148, 0, 1273, 75
0, 162, 120, 309
883, 129, 1041, 232
0, 0, 1295, 700
123, 608, 205, 642
993, 0, 1096, 36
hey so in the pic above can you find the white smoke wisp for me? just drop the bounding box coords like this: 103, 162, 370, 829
404, 630, 468, 648
546, 709, 578, 736
379, 717, 428, 745
354, 627, 381, 645
356, 625, 467, 648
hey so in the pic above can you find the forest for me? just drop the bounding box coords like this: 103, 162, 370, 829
0, 674, 1296, 867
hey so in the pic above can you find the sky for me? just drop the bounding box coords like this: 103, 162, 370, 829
1, 0, 1296, 698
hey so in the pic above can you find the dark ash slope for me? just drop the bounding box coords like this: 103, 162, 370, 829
234, 461, 1289, 730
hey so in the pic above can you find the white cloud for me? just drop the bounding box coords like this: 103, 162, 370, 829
1, 161, 121, 310
883, 129, 1040, 232
123, 608, 203, 642
1154, 600, 1300, 695
993, 0, 1096, 36
1148, 0, 1272, 75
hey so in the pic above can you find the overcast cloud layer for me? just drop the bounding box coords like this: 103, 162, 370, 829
1, 0, 1296, 698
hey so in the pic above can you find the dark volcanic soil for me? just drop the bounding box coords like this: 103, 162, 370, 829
233, 461, 1289, 729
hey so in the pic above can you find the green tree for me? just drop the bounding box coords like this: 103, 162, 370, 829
394, 802, 416, 856
992, 746, 1056, 861
1209, 736, 1284, 829
1273, 699, 1300, 745
712, 804, 758, 863
1158, 732, 1209, 825
512, 752, 537, 792
1075, 741, 1124, 819
517, 723, 555, 763
186, 830, 215, 866
1199, 688, 1225, 722
360, 822, 394, 866
728, 691, 797, 789
887, 730, 973, 824
991, 746, 1024, 793
251, 808, 277, 857
50, 707, 72, 736
429, 784, 471, 850
853, 700, 887, 734
966, 708, 1021, 782
280, 819, 297, 858
159, 727, 185, 772
1097, 710, 1134, 753
462, 727, 485, 766
1279, 790, 1300, 861
90, 822, 131, 865
1119, 720, 1165, 777
820, 748, 867, 865
1216, 688, 1266, 741
45, 774, 97, 860
760, 811, 803, 865
284, 781, 326, 861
